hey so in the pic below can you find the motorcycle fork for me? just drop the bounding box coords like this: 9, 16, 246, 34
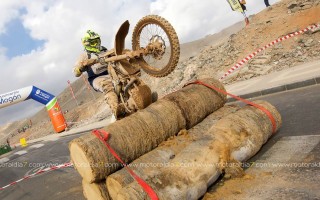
108, 63, 121, 96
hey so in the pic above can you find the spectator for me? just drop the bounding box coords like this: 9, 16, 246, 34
6, 138, 10, 147
264, 0, 271, 7
238, 0, 249, 25
239, 0, 247, 11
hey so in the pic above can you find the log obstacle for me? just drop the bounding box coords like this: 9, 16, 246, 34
106, 105, 241, 198
69, 78, 227, 183
112, 100, 282, 200
82, 180, 110, 200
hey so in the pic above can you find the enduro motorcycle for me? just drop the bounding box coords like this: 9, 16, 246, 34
90, 15, 180, 116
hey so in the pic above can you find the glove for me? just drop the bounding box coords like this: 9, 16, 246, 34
83, 58, 98, 66
73, 67, 82, 77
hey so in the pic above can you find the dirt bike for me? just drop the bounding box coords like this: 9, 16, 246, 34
91, 15, 180, 117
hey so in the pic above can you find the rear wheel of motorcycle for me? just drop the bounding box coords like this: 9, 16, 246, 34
132, 15, 180, 78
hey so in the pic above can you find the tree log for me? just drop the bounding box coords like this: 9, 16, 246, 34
106, 105, 241, 199
69, 78, 226, 183
82, 180, 110, 200
114, 100, 282, 200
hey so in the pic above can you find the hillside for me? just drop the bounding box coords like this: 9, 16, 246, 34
0, 0, 319, 145
142, 0, 320, 94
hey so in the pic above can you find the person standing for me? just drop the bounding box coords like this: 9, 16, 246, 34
6, 138, 10, 147
238, 0, 249, 25
264, 0, 271, 7
239, 0, 247, 11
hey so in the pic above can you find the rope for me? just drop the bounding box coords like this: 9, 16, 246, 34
0, 162, 73, 190
219, 24, 320, 80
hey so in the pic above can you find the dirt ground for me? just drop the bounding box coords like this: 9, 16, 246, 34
231, 3, 320, 64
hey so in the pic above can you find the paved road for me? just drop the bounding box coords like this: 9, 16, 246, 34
245, 84, 320, 160
206, 84, 320, 199
0, 134, 86, 200
1, 84, 320, 200
226, 60, 320, 96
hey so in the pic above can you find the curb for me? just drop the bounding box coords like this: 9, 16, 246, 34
227, 76, 320, 103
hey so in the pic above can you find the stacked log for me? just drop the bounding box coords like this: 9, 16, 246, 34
107, 100, 282, 200
69, 78, 226, 183
106, 105, 241, 198
69, 78, 282, 200
69, 78, 227, 199
82, 180, 110, 200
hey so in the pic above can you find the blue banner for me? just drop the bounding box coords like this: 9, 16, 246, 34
0, 86, 66, 133
27, 86, 55, 105
0, 86, 56, 109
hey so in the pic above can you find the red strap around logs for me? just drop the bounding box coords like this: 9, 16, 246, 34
185, 80, 277, 134
92, 129, 159, 200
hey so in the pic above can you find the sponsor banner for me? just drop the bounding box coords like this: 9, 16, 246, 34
0, 86, 55, 109
46, 98, 57, 110
28, 86, 55, 105
47, 98, 67, 132
0, 86, 33, 109
0, 86, 66, 133
226, 0, 244, 13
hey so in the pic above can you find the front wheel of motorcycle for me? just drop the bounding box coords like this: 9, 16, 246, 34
132, 15, 180, 78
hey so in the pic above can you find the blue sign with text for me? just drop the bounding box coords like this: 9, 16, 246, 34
27, 86, 55, 105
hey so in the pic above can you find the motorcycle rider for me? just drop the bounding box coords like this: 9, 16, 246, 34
73, 30, 125, 120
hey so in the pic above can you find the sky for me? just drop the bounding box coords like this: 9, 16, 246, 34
0, 0, 278, 126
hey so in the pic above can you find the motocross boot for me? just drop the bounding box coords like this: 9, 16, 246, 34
104, 92, 126, 120
101, 78, 126, 119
